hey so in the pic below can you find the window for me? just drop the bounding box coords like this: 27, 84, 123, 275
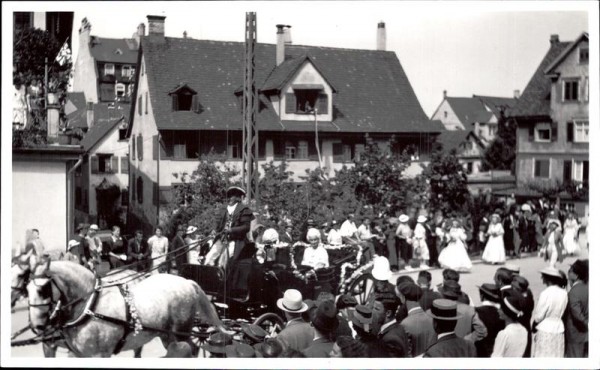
120, 156, 129, 174
136, 176, 143, 204
104, 63, 115, 76
172, 93, 193, 111
488, 125, 496, 137
145, 92, 149, 114
466, 162, 473, 174
295, 89, 319, 113
285, 141, 297, 159
122, 65, 132, 77
297, 141, 309, 159
91, 154, 117, 174
574, 120, 589, 142
115, 83, 126, 98
534, 159, 550, 178
563, 80, 579, 101
127, 84, 134, 97
227, 144, 240, 159
444, 111, 448, 119
573, 160, 584, 182
535, 123, 551, 142
137, 134, 143, 160
131, 141, 135, 160
138, 96, 142, 116
579, 47, 589, 64
285, 88, 328, 114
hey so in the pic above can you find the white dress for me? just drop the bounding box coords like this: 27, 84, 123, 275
412, 223, 430, 261
438, 227, 472, 272
482, 223, 506, 264
148, 235, 169, 274
562, 218, 579, 255
532, 285, 568, 357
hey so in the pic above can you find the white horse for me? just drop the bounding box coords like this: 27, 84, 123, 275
26, 254, 227, 357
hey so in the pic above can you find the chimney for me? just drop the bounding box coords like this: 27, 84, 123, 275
183, 30, 187, 39
147, 15, 166, 39
79, 18, 92, 52
513, 89, 520, 99
276, 24, 291, 66
86, 102, 94, 128
443, 90, 447, 99
550, 34, 559, 45
376, 21, 386, 51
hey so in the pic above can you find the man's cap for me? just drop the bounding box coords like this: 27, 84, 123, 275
226, 186, 246, 198
398, 282, 423, 301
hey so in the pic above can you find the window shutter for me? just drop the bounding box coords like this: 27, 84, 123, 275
145, 92, 148, 114
566, 122, 574, 142
131, 175, 136, 201
137, 177, 144, 204
111, 156, 119, 173
91, 156, 99, 174
528, 125, 535, 141
152, 135, 158, 160
583, 161, 589, 183
192, 94, 199, 113
121, 156, 129, 174
317, 93, 328, 114
332, 143, 343, 162
171, 95, 178, 111
285, 93, 296, 113
137, 134, 143, 160
561, 80, 565, 102
563, 160, 572, 183
138, 96, 142, 115
131, 141, 135, 160
551, 122, 558, 141
534, 160, 540, 177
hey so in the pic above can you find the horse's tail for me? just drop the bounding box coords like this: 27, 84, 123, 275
192, 282, 228, 334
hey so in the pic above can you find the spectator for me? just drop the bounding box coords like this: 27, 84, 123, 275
200, 332, 233, 358
169, 225, 187, 273
340, 213, 359, 244
482, 213, 505, 265
300, 228, 329, 270
335, 294, 358, 338
352, 304, 389, 357
326, 220, 343, 246
394, 275, 415, 322
565, 259, 589, 357
412, 215, 430, 267
395, 214, 413, 267
276, 289, 314, 352
106, 226, 126, 269
503, 206, 520, 258
424, 214, 439, 267
329, 335, 367, 358
127, 230, 150, 271
541, 219, 565, 269
86, 224, 103, 269
399, 282, 436, 357
441, 268, 472, 306
494, 267, 514, 295
423, 299, 476, 357
511, 275, 535, 357
376, 292, 410, 357
417, 270, 442, 311
356, 217, 376, 262
562, 213, 580, 256
475, 283, 505, 357
303, 300, 339, 357
318, 292, 351, 340
71, 223, 92, 269
147, 226, 169, 274
531, 268, 568, 358
185, 225, 200, 264
437, 280, 487, 343
280, 222, 294, 244
492, 291, 528, 357
255, 338, 284, 358
25, 228, 45, 256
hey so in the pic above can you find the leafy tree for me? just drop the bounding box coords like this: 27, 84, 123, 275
482, 110, 517, 172
423, 149, 470, 217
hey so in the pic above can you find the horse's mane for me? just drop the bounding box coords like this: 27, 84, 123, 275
48, 261, 96, 297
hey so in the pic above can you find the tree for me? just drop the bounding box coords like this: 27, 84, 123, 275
482, 110, 517, 172
423, 149, 470, 217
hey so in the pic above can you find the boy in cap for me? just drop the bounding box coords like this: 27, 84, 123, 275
475, 283, 505, 357
423, 299, 476, 357
376, 291, 410, 357
303, 300, 339, 357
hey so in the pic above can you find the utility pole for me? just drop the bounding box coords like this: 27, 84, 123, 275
242, 12, 259, 204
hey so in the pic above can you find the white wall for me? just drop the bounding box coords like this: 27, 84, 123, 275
13, 161, 68, 252
431, 100, 464, 130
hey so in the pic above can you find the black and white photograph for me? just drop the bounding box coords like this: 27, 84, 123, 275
2, 1, 597, 368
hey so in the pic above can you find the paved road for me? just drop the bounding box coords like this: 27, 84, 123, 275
11, 240, 588, 358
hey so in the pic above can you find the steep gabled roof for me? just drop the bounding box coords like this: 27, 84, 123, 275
544, 32, 589, 75
261, 55, 337, 93
141, 37, 438, 134
89, 36, 138, 64
436, 129, 471, 152
445, 97, 486, 125
65, 92, 88, 129
510, 41, 571, 118
473, 95, 518, 117
80, 116, 124, 152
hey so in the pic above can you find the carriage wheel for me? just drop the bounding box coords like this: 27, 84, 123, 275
347, 273, 376, 305
253, 313, 285, 337
189, 315, 211, 352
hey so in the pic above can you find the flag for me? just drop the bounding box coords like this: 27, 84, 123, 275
55, 41, 72, 66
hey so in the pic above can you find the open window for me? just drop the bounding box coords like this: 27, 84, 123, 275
169, 84, 200, 112
115, 83, 126, 98
534, 159, 550, 178
104, 63, 115, 76
562, 79, 579, 102
285, 85, 328, 114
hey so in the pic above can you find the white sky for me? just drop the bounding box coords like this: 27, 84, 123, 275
5, 1, 592, 116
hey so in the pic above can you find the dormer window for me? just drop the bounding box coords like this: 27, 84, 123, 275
169, 84, 200, 112
285, 85, 328, 114
579, 47, 589, 64
104, 63, 115, 76
114, 48, 123, 55
115, 83, 126, 98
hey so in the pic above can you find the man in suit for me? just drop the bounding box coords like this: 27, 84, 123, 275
423, 299, 477, 357
565, 259, 589, 357
275, 289, 314, 352
437, 280, 487, 343
417, 270, 442, 311
399, 282, 436, 357
474, 283, 505, 357
169, 225, 187, 274
70, 223, 92, 269
376, 291, 410, 357
213, 186, 255, 296
127, 230, 150, 271
351, 304, 390, 357
503, 206, 518, 257
303, 300, 339, 357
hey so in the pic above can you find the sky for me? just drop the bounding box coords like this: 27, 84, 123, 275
5, 1, 593, 116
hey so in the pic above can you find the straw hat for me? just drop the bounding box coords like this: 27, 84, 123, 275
521, 204, 531, 212
505, 263, 520, 274
89, 224, 99, 231
186, 225, 198, 235
417, 215, 427, 223
398, 214, 409, 223
371, 256, 392, 281
426, 299, 463, 320
67, 239, 80, 250
276, 289, 308, 313
226, 186, 246, 198
540, 267, 563, 279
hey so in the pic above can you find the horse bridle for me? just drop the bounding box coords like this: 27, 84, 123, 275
11, 264, 30, 294
27, 270, 67, 335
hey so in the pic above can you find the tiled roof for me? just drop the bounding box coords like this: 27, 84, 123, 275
89, 36, 138, 64
80, 116, 124, 152
261, 55, 337, 93
436, 129, 474, 152
473, 95, 518, 117
445, 97, 487, 125
544, 33, 588, 75
142, 37, 439, 134
470, 110, 494, 124
65, 92, 88, 129
510, 41, 571, 118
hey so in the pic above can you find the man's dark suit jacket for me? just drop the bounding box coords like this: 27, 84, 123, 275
565, 282, 588, 346
215, 203, 254, 263
379, 321, 410, 357
169, 234, 187, 270
475, 305, 505, 357
127, 237, 150, 271
423, 333, 477, 358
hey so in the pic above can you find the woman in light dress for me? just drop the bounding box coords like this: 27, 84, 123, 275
437, 218, 472, 272
492, 291, 528, 357
412, 215, 430, 267
562, 213, 580, 255
531, 268, 568, 358
482, 213, 506, 264
147, 226, 169, 274
541, 220, 564, 269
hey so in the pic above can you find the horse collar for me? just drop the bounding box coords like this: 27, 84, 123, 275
63, 278, 102, 328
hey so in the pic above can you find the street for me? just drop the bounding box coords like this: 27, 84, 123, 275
11, 239, 588, 358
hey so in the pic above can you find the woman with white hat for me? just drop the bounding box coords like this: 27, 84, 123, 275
437, 218, 472, 272
540, 219, 564, 268
482, 213, 506, 264
412, 215, 430, 267
185, 225, 200, 265
531, 268, 568, 357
